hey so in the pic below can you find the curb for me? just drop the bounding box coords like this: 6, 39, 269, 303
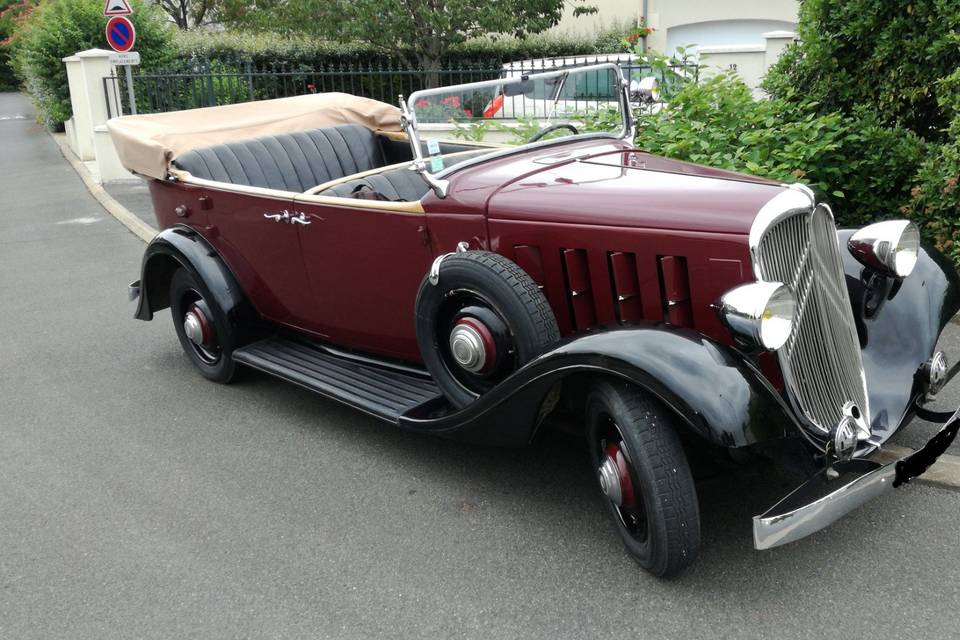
51, 131, 960, 492
50, 133, 157, 243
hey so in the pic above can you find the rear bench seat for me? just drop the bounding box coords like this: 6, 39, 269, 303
173, 124, 388, 193
173, 123, 481, 202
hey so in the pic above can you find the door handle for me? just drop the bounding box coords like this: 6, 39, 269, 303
290, 212, 311, 225
263, 210, 291, 222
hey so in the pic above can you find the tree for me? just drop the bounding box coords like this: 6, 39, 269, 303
158, 0, 214, 29
217, 0, 596, 80
762, 0, 960, 142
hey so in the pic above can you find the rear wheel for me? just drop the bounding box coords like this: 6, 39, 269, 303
169, 268, 237, 383
586, 380, 700, 577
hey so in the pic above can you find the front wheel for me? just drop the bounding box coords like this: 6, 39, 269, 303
169, 268, 237, 383
586, 381, 700, 577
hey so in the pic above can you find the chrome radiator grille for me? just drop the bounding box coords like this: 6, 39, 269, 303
753, 201, 868, 434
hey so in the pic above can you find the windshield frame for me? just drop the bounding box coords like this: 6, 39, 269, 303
399, 63, 634, 198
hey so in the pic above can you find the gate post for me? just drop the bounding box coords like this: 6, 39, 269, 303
62, 48, 131, 182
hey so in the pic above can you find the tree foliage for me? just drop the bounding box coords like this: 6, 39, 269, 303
158, 0, 215, 29
216, 0, 596, 73
634, 73, 926, 227
763, 0, 960, 141
13, 0, 174, 128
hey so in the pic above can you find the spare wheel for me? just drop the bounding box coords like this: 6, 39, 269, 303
415, 251, 560, 408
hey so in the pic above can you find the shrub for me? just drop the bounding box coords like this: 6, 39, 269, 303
909, 68, 960, 262
0, 0, 37, 90
171, 28, 627, 72
763, 0, 960, 141
12, 0, 174, 129
635, 73, 926, 227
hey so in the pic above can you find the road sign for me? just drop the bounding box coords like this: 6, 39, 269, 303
105, 15, 136, 53
109, 51, 140, 66
103, 0, 132, 16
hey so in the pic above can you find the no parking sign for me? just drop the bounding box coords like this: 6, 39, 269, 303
105, 15, 136, 53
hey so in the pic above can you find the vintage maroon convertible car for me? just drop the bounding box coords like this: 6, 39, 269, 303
112, 64, 960, 577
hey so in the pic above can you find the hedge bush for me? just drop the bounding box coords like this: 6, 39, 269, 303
909, 67, 960, 262
763, 0, 960, 142
635, 73, 926, 227
0, 0, 36, 90
13, 0, 174, 129
171, 29, 628, 72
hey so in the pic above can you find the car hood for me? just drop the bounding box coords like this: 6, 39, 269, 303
485, 147, 785, 236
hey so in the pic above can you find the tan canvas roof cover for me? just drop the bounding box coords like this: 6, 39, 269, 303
107, 93, 402, 180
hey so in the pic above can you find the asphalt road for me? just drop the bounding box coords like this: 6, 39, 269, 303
2, 91, 960, 639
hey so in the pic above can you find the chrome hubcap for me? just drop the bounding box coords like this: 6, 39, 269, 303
183, 310, 206, 346
598, 455, 623, 506
449, 323, 487, 373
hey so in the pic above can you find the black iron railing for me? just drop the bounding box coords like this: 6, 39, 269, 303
103, 56, 698, 118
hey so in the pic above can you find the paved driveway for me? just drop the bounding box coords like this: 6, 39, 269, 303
2, 92, 959, 639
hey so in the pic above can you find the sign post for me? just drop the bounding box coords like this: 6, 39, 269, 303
103, 0, 137, 115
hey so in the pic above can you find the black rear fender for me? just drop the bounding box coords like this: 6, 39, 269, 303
135, 225, 255, 330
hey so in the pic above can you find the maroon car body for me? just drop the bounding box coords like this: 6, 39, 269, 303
122, 67, 960, 576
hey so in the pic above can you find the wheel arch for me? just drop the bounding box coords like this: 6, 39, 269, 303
135, 225, 255, 329
400, 324, 803, 449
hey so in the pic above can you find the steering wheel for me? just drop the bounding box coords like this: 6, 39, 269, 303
528, 123, 579, 143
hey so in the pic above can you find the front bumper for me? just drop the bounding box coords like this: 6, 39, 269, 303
753, 406, 960, 550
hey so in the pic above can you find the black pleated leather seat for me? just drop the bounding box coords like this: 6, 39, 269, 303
173, 124, 386, 193
321, 166, 429, 202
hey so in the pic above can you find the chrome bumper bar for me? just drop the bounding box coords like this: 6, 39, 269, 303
753, 407, 960, 550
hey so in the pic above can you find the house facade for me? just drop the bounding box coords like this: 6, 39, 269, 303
553, 0, 800, 89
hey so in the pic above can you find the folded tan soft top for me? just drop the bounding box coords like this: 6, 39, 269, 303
106, 93, 402, 180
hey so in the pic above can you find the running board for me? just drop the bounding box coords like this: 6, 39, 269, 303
233, 336, 442, 423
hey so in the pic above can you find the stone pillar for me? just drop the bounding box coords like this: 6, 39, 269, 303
763, 31, 799, 73
62, 48, 131, 182
61, 48, 120, 161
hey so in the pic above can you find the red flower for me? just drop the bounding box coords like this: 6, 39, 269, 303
415, 98, 430, 108
441, 95, 461, 108
463, 108, 473, 117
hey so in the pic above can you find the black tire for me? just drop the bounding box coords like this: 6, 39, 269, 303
586, 380, 700, 577
415, 251, 560, 408
169, 268, 237, 384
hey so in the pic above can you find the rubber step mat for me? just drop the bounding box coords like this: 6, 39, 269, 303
233, 336, 441, 422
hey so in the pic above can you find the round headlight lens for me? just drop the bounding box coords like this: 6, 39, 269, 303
848, 220, 920, 278
719, 282, 796, 351
759, 284, 796, 350
892, 222, 920, 277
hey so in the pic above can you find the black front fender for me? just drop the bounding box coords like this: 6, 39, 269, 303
135, 225, 251, 327
839, 229, 960, 442
401, 325, 802, 448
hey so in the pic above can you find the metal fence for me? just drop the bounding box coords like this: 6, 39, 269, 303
103, 57, 699, 118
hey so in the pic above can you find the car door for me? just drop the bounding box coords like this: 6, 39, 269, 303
203, 187, 317, 329
291, 195, 436, 362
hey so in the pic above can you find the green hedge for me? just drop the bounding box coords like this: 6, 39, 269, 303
12, 0, 174, 129
635, 73, 926, 227
171, 29, 629, 71
0, 0, 35, 90
763, 0, 960, 142
909, 67, 960, 263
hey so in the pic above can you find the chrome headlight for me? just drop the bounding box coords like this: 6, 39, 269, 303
629, 77, 660, 103
848, 220, 920, 278
719, 282, 796, 350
